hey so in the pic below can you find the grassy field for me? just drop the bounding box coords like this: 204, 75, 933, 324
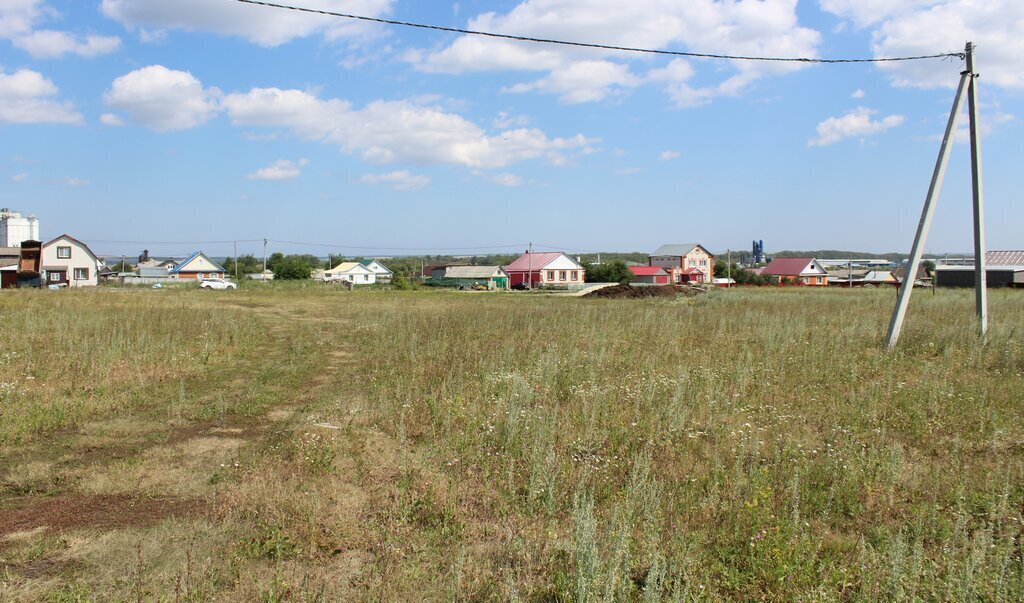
1, 285, 1022, 601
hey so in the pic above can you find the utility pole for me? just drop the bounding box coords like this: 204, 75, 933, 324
848, 257, 852, 289
262, 238, 268, 284
727, 249, 731, 287
966, 41, 988, 336
885, 46, 972, 350
528, 242, 533, 290
233, 240, 238, 279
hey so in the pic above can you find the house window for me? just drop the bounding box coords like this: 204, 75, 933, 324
803, 277, 809, 284
570, 271, 578, 281
547, 270, 555, 281
49, 272, 61, 281
689, 259, 696, 267
57, 246, 71, 259
700, 259, 707, 267
816, 276, 822, 284
559, 271, 567, 281
74, 268, 89, 280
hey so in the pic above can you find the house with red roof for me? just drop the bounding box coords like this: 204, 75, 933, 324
762, 257, 829, 286
629, 265, 670, 285
504, 251, 585, 288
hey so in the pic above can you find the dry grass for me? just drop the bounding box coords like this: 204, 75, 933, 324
1, 285, 1022, 601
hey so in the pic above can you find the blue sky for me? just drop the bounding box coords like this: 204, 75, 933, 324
1, 0, 1021, 258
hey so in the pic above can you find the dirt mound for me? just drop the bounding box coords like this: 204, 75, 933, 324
583, 284, 704, 299
0, 494, 204, 540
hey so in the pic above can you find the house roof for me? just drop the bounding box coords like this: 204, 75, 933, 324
680, 267, 703, 275
628, 266, 667, 277
360, 259, 393, 274
170, 251, 225, 273
651, 243, 702, 257
863, 270, 898, 283
42, 234, 99, 263
330, 262, 372, 274
986, 250, 1024, 267
763, 257, 818, 276
504, 252, 583, 272
442, 265, 506, 279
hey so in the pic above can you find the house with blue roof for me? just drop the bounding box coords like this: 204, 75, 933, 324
171, 252, 226, 281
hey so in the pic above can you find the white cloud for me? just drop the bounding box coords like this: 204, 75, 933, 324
808, 107, 905, 147
247, 158, 308, 181
1, 1, 121, 58
491, 173, 523, 187
11, 173, 29, 182
819, 0, 937, 27
13, 29, 120, 58
659, 150, 681, 160
100, 113, 124, 126
505, 60, 640, 103
56, 176, 90, 187
821, 0, 1024, 90
411, 0, 821, 105
223, 87, 594, 168
101, 0, 393, 46
104, 65, 221, 131
0, 68, 82, 125
851, 88, 865, 98
359, 170, 431, 191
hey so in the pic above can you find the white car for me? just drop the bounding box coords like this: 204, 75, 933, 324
199, 277, 237, 290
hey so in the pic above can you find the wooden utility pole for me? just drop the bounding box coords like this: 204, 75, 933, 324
886, 42, 987, 349
234, 240, 238, 279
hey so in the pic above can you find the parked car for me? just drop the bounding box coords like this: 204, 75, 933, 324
199, 277, 237, 290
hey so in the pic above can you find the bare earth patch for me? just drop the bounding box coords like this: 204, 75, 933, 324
0, 494, 205, 542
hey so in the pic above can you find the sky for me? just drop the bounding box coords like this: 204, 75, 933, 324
0, 0, 1021, 259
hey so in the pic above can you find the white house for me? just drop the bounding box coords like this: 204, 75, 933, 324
40, 234, 102, 287
359, 259, 393, 282
323, 262, 376, 285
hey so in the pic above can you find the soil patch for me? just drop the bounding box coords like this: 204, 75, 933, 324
0, 494, 205, 541
583, 284, 704, 299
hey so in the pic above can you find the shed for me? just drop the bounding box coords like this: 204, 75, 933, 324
430, 265, 509, 289
628, 265, 670, 285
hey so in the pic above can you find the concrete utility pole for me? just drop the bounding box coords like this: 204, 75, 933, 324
727, 249, 731, 287
527, 242, 533, 290
262, 238, 268, 283
966, 42, 988, 336
886, 42, 982, 349
234, 240, 238, 279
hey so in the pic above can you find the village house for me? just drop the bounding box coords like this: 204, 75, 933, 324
323, 262, 376, 284
762, 257, 829, 286
359, 259, 393, 282
40, 234, 102, 287
504, 251, 585, 288
648, 243, 714, 284
170, 252, 227, 281
628, 265, 670, 285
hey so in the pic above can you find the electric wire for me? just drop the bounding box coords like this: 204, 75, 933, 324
235, 0, 965, 64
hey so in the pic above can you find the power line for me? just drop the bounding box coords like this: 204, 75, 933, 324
235, 0, 964, 64
83, 238, 263, 245
269, 239, 528, 252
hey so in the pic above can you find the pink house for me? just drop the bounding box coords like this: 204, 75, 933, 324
504, 252, 586, 288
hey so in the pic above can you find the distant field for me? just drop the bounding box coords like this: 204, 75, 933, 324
1, 286, 1022, 601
